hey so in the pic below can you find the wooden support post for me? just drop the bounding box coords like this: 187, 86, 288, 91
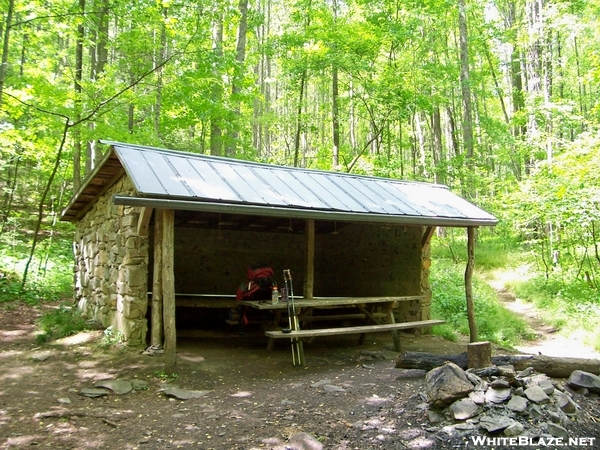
162, 209, 176, 375
304, 218, 315, 299
137, 206, 153, 237
465, 226, 478, 342
467, 341, 492, 368
151, 210, 163, 348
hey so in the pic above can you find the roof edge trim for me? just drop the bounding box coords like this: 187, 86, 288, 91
113, 195, 498, 228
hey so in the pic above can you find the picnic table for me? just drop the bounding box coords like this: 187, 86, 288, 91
239, 295, 445, 366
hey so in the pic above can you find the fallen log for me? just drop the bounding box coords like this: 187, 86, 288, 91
395, 351, 600, 378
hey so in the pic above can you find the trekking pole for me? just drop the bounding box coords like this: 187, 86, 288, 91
283, 269, 296, 365
284, 269, 303, 366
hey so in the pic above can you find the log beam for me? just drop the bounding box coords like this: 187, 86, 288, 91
467, 341, 492, 368
162, 209, 176, 375
151, 210, 163, 348
396, 351, 600, 378
304, 218, 315, 299
465, 227, 477, 342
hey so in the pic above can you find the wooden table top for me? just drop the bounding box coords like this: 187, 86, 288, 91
239, 295, 424, 310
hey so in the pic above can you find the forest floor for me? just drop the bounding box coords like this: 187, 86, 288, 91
1, 291, 599, 450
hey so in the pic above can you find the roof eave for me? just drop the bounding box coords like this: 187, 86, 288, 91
113, 195, 498, 228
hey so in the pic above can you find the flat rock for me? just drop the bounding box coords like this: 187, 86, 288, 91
506, 395, 528, 413
163, 387, 212, 400
323, 384, 345, 393
311, 380, 331, 388
468, 390, 486, 405
504, 421, 524, 437
79, 388, 110, 398
538, 379, 555, 395
94, 379, 133, 395
568, 370, 600, 394
426, 410, 443, 424
546, 423, 569, 438
485, 387, 511, 404
425, 362, 474, 407
479, 415, 514, 433
524, 385, 550, 404
554, 391, 577, 414
449, 398, 480, 420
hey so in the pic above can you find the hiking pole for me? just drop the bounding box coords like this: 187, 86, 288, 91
283, 269, 296, 365
284, 269, 303, 366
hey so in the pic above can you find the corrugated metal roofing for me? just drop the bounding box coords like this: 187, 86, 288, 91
61, 141, 497, 227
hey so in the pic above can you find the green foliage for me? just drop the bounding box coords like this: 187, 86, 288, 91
153, 370, 179, 383
98, 326, 125, 349
0, 231, 74, 304
430, 251, 535, 348
510, 274, 600, 351
36, 305, 88, 343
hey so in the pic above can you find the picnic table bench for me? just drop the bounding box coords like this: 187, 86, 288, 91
240, 295, 445, 366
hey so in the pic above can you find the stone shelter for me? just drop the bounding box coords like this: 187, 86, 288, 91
61, 141, 497, 360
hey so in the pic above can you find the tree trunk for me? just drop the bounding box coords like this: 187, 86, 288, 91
293, 70, 306, 168
210, 15, 224, 156
162, 209, 176, 375
465, 226, 477, 342
226, 0, 249, 156
73, 0, 86, 192
0, 0, 15, 108
154, 6, 168, 140
431, 105, 444, 185
396, 351, 600, 378
332, 64, 340, 167
458, 0, 474, 162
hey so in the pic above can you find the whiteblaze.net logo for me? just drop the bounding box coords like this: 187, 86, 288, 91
471, 436, 597, 447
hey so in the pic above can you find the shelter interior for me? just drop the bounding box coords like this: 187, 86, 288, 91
147, 209, 425, 336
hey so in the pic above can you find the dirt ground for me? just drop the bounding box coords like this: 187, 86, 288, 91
1, 302, 599, 450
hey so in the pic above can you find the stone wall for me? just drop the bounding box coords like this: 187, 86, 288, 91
73, 176, 149, 346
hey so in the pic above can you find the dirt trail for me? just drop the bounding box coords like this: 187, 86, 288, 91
488, 266, 600, 360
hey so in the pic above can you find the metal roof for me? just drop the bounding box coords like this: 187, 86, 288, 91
61, 141, 497, 227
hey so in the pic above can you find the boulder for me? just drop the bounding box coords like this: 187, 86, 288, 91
449, 398, 480, 420
524, 385, 550, 404
485, 387, 511, 404
425, 362, 474, 407
506, 395, 528, 413
568, 370, 600, 394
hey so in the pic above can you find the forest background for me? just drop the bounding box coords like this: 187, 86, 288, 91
0, 0, 599, 351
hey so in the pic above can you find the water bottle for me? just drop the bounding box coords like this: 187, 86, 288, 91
271, 285, 279, 304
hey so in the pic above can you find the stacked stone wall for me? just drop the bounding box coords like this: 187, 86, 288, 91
73, 177, 149, 346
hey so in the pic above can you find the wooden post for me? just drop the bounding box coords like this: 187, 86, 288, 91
465, 226, 477, 342
162, 209, 176, 375
304, 218, 315, 299
151, 210, 163, 348
467, 341, 492, 368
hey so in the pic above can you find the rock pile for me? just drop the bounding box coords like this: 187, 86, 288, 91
420, 362, 600, 440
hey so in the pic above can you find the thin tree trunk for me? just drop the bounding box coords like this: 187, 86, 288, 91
332, 65, 340, 167
210, 15, 224, 156
293, 71, 306, 168
154, 6, 168, 140
431, 106, 444, 185
458, 0, 474, 162
465, 226, 477, 342
0, 0, 14, 108
226, 0, 249, 156
0, 155, 20, 236
73, 0, 86, 192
